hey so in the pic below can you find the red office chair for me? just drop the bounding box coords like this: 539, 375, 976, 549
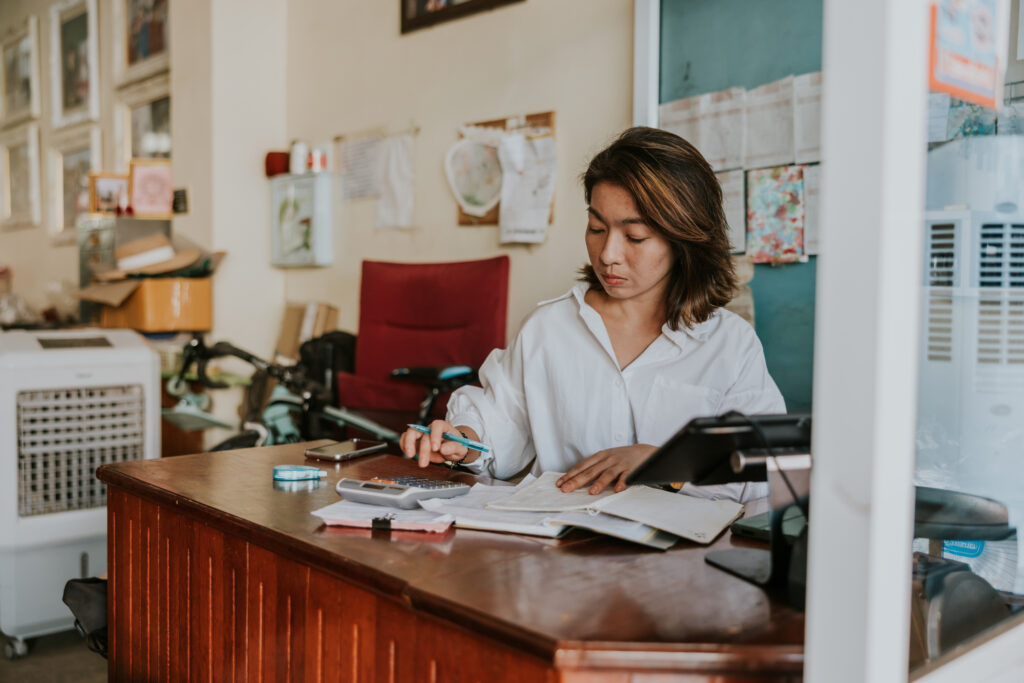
335, 256, 509, 433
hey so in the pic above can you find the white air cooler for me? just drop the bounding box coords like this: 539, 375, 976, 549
0, 329, 160, 643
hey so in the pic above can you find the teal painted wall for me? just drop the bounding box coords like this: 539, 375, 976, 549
660, 0, 822, 413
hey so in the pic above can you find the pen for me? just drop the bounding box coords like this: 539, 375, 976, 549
406, 424, 490, 453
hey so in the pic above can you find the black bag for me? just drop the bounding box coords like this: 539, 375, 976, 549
299, 330, 357, 403
62, 577, 108, 658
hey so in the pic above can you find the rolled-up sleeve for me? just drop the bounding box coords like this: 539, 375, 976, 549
446, 337, 536, 480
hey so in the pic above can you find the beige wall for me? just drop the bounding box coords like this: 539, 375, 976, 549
284, 0, 634, 336
2, 0, 633, 374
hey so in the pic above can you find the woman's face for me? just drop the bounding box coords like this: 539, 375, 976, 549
585, 181, 674, 305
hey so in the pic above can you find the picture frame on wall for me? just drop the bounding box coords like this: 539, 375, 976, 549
88, 172, 128, 214
50, 0, 100, 129
0, 16, 42, 126
48, 124, 101, 241
400, 0, 525, 34
270, 173, 333, 267
114, 72, 170, 171
0, 123, 42, 230
128, 157, 172, 218
113, 0, 169, 86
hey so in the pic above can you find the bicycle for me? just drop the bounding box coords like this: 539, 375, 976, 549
166, 333, 477, 451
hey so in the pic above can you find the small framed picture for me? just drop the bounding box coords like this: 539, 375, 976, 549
89, 172, 128, 214
0, 16, 42, 126
113, 0, 169, 87
114, 73, 170, 170
128, 157, 172, 218
50, 0, 100, 129
270, 173, 333, 267
49, 124, 101, 241
400, 0, 525, 34
0, 122, 41, 230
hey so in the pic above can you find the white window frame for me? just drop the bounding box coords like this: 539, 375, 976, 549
632, 1, 1024, 680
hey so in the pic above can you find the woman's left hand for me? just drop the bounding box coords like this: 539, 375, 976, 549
555, 445, 657, 495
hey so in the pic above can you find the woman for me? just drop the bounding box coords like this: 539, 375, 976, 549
401, 127, 784, 502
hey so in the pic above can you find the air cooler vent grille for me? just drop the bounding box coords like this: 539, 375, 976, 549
975, 224, 1024, 371
926, 223, 956, 362
16, 385, 146, 517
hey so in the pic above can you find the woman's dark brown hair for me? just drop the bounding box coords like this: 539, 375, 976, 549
580, 126, 736, 330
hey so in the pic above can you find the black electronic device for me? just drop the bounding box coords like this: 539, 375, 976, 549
627, 413, 813, 609
730, 507, 807, 544
626, 413, 812, 487
304, 439, 387, 462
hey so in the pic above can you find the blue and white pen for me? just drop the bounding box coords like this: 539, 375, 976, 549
406, 424, 490, 453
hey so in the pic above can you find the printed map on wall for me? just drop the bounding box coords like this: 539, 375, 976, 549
746, 165, 805, 263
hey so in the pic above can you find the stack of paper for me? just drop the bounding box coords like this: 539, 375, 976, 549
419, 483, 569, 538
486, 472, 744, 545
312, 499, 454, 533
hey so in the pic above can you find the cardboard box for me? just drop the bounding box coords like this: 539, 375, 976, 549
96, 277, 213, 332
275, 301, 338, 363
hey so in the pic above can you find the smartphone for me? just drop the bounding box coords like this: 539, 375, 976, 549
304, 439, 388, 462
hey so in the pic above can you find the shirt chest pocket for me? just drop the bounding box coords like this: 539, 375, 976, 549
635, 377, 724, 445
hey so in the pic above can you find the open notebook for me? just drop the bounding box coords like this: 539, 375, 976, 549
486, 471, 744, 545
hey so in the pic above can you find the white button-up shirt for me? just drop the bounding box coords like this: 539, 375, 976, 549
448, 283, 786, 502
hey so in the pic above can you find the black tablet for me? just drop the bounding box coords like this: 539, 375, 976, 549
626, 413, 812, 487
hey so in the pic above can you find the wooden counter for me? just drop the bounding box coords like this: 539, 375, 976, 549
98, 442, 804, 681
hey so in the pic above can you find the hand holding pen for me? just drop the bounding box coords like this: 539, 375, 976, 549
400, 420, 488, 469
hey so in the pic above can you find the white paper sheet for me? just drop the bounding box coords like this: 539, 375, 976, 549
312, 499, 453, 532
744, 75, 795, 169
793, 72, 822, 164
699, 87, 746, 171
546, 510, 678, 550
487, 471, 618, 512
716, 169, 746, 253
659, 94, 702, 146
375, 133, 414, 230
595, 486, 743, 545
928, 92, 952, 142
803, 164, 821, 255
338, 136, 382, 200
497, 131, 556, 244
420, 482, 568, 537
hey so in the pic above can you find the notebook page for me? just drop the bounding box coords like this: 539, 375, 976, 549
546, 510, 678, 550
595, 486, 744, 544
485, 471, 619, 512
420, 483, 568, 537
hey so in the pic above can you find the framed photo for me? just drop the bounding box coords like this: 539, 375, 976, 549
89, 172, 128, 214
48, 124, 101, 241
270, 173, 333, 267
0, 123, 41, 230
0, 16, 41, 126
113, 0, 169, 86
128, 158, 172, 218
400, 0, 525, 34
50, 0, 100, 129
114, 73, 170, 170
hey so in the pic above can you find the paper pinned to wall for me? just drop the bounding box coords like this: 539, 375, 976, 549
497, 130, 556, 244
338, 135, 383, 200
746, 165, 805, 263
445, 127, 505, 218
716, 169, 746, 252
375, 133, 414, 230
744, 76, 795, 169
793, 72, 822, 164
659, 94, 702, 147
802, 164, 820, 256
699, 87, 746, 171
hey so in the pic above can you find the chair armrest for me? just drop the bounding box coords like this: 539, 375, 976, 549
390, 365, 477, 391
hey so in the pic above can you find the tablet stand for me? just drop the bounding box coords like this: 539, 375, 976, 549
705, 450, 812, 609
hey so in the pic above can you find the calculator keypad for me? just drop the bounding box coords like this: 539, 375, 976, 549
371, 476, 468, 490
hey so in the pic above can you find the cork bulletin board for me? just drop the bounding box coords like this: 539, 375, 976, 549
457, 110, 555, 226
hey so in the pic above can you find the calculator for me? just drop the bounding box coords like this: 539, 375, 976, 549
335, 476, 471, 509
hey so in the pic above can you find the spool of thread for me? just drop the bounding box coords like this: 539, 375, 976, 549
265, 151, 290, 177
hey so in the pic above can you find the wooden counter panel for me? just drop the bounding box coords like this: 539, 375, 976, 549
101, 444, 804, 680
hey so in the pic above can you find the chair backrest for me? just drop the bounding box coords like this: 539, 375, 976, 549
355, 256, 510, 382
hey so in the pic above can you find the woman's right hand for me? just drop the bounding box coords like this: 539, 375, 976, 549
400, 420, 481, 469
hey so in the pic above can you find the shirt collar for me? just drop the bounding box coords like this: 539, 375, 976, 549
568, 282, 718, 349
